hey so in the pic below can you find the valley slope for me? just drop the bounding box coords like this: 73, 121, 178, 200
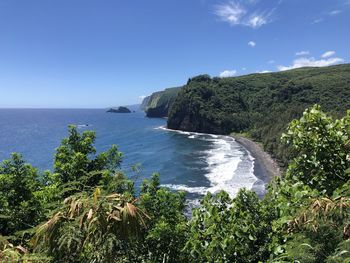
141, 87, 181, 117
167, 64, 350, 164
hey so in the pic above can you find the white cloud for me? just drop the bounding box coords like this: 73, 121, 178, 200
214, 1, 275, 29
321, 50, 336, 58
295, 50, 310, 56
248, 41, 256, 47
214, 2, 246, 25
219, 70, 237, 78
138, 95, 147, 101
312, 18, 323, 24
246, 13, 269, 28
268, 60, 275, 64
259, 70, 271, 73
277, 56, 344, 71
329, 10, 342, 16
313, 8, 343, 24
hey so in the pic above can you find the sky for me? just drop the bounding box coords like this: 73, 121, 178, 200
0, 0, 349, 108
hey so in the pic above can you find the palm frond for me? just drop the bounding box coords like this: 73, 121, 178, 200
288, 196, 350, 232
33, 188, 150, 255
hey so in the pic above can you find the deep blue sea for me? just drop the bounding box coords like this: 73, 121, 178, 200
0, 109, 263, 201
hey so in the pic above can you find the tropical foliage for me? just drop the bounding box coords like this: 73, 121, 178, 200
0, 153, 44, 238
33, 189, 148, 263
1, 104, 350, 262
168, 64, 350, 164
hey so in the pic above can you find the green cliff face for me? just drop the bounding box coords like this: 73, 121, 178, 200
141, 87, 181, 117
140, 96, 151, 111
167, 64, 350, 164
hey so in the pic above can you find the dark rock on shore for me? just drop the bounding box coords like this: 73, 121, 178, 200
146, 104, 171, 118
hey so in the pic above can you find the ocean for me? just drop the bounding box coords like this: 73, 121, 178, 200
0, 109, 265, 200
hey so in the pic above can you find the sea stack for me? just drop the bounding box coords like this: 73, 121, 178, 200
107, 106, 131, 113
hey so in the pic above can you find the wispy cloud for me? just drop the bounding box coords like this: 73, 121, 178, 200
321, 50, 336, 58
246, 9, 275, 28
214, 1, 246, 25
312, 18, 323, 24
248, 41, 256, 47
268, 60, 275, 64
214, 1, 276, 29
313, 5, 345, 24
219, 70, 237, 78
295, 50, 310, 56
246, 13, 270, 28
277, 51, 344, 71
329, 10, 342, 16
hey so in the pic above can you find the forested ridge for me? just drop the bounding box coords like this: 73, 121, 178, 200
1, 104, 350, 262
141, 87, 181, 118
168, 64, 350, 164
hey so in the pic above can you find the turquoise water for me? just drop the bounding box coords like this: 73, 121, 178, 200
0, 109, 263, 199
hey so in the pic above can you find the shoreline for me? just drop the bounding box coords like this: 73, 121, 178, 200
159, 124, 281, 197
232, 134, 281, 196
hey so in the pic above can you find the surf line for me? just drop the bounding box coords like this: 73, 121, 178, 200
155, 126, 259, 197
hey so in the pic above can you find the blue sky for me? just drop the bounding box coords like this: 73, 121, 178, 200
0, 0, 349, 108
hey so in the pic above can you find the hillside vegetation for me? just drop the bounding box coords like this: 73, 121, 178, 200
1, 106, 350, 262
168, 64, 350, 164
142, 87, 181, 117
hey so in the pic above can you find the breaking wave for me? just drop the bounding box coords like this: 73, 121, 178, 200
158, 126, 258, 197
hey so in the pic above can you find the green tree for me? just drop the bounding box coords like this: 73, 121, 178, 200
269, 195, 350, 262
267, 105, 350, 262
326, 239, 350, 263
186, 189, 274, 262
53, 125, 123, 195
282, 105, 350, 194
139, 173, 189, 262
33, 188, 148, 263
0, 153, 44, 238
0, 235, 50, 263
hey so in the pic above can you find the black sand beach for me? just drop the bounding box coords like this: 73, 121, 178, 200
232, 135, 281, 198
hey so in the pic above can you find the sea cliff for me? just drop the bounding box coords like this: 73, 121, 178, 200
141, 87, 181, 117
167, 64, 350, 164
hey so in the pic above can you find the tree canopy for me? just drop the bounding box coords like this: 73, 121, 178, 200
168, 64, 350, 165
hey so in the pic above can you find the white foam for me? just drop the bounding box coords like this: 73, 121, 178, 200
155, 125, 166, 130
159, 126, 217, 137
162, 184, 208, 195
157, 126, 259, 197
202, 136, 257, 197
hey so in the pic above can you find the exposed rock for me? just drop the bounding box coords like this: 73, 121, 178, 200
107, 106, 131, 113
